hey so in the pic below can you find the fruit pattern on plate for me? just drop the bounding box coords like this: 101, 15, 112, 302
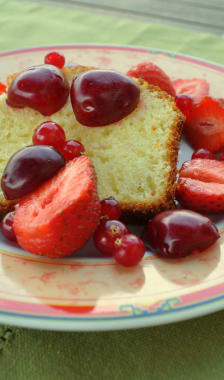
0, 51, 223, 265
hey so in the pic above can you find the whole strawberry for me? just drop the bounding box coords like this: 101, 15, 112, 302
127, 62, 176, 96
13, 156, 101, 257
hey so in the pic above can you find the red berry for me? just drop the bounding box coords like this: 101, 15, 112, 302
70, 70, 140, 127
146, 210, 219, 258
1, 145, 65, 200
33, 121, 66, 152
7, 65, 69, 116
184, 97, 224, 152
175, 94, 193, 117
93, 219, 129, 257
113, 234, 146, 267
218, 148, 224, 161
173, 78, 209, 105
1, 212, 17, 242
127, 62, 176, 96
13, 156, 101, 258
62, 140, 85, 161
44, 51, 65, 69
100, 197, 121, 220
0, 81, 6, 95
191, 148, 214, 160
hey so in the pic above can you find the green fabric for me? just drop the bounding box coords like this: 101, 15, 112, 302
1, 0, 224, 379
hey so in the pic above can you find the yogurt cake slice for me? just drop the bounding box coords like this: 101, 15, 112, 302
0, 65, 184, 221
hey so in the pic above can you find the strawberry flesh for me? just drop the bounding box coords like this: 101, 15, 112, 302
176, 158, 224, 213
127, 62, 176, 97
184, 97, 224, 152
172, 78, 209, 105
13, 156, 101, 257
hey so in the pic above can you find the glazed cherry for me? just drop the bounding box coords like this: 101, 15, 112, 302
113, 234, 146, 267
7, 65, 69, 116
175, 94, 193, 117
1, 212, 17, 242
1, 145, 65, 200
62, 140, 85, 161
146, 209, 219, 259
33, 121, 66, 152
100, 197, 121, 220
44, 51, 65, 69
70, 70, 140, 126
93, 219, 129, 256
192, 148, 214, 160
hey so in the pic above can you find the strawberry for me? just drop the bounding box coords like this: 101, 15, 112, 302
127, 62, 176, 97
176, 158, 224, 213
184, 97, 224, 152
172, 78, 209, 105
0, 82, 6, 95
13, 156, 101, 258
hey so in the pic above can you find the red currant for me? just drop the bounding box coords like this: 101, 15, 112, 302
192, 148, 214, 160
62, 140, 85, 161
113, 234, 145, 267
0, 81, 6, 95
44, 51, 65, 69
32, 121, 66, 152
93, 219, 129, 256
175, 95, 193, 117
1, 212, 17, 242
100, 197, 121, 220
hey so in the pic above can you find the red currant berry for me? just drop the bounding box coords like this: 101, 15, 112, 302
175, 95, 193, 117
44, 51, 65, 69
100, 197, 121, 220
192, 148, 214, 160
218, 148, 224, 161
0, 81, 6, 95
62, 140, 85, 161
93, 219, 129, 256
113, 234, 145, 267
1, 212, 17, 242
33, 121, 66, 152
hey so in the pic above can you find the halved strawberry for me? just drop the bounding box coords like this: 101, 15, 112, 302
172, 78, 209, 105
184, 96, 224, 152
0, 82, 6, 95
127, 62, 176, 97
13, 156, 101, 258
176, 158, 224, 213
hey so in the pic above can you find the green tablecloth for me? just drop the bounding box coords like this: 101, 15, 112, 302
1, 1, 224, 379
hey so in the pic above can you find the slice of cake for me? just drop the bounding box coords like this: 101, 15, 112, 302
0, 65, 184, 221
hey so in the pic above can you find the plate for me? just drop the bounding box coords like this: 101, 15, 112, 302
0, 44, 224, 331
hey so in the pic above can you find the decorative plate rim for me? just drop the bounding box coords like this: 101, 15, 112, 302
0, 43, 224, 331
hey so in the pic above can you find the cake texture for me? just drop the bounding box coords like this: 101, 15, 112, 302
0, 65, 184, 222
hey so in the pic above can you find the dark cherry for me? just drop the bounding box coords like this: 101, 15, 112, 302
192, 148, 214, 160
70, 70, 140, 126
1, 212, 17, 242
146, 209, 219, 258
62, 140, 85, 161
7, 65, 69, 116
1, 145, 65, 200
33, 121, 66, 152
44, 51, 65, 69
218, 148, 224, 161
